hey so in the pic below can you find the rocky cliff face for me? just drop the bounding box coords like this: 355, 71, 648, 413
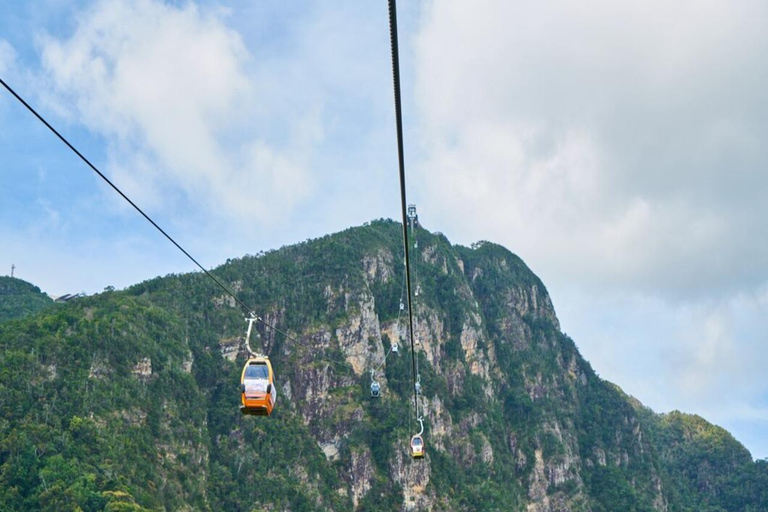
1, 220, 765, 512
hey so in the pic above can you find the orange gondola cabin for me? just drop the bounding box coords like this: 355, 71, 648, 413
240, 356, 276, 416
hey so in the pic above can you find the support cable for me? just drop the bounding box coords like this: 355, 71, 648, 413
410, 222, 422, 398
373, 270, 406, 375
387, 0, 420, 424
0, 79, 253, 315
0, 77, 358, 375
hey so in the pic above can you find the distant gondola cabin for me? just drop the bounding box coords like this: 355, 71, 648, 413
240, 356, 276, 416
411, 435, 424, 459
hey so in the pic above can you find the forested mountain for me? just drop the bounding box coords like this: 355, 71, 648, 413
1, 220, 766, 511
0, 276, 53, 322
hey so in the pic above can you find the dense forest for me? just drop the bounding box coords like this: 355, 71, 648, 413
1, 220, 766, 511
0, 276, 53, 322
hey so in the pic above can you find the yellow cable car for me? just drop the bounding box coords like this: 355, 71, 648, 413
411, 416, 425, 459
240, 356, 276, 416
410, 434, 425, 459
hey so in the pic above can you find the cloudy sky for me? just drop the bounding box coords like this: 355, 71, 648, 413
1, 0, 766, 458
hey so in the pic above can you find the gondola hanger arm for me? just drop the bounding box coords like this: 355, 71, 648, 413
245, 314, 260, 356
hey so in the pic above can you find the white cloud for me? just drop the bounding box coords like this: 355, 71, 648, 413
0, 39, 15, 77
556, 286, 768, 456
672, 298, 768, 405
413, 0, 768, 296
413, 0, 768, 457
38, 0, 313, 222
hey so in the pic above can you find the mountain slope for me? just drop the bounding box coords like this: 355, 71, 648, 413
0, 220, 765, 511
0, 276, 53, 322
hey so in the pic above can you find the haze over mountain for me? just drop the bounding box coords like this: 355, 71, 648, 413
1, 221, 766, 511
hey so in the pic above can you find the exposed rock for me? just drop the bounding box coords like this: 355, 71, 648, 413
43, 363, 57, 380
455, 256, 465, 274
89, 356, 109, 379
335, 292, 384, 376
218, 336, 240, 361
212, 294, 237, 309
507, 285, 558, 329
320, 440, 340, 461
362, 248, 394, 284
459, 313, 491, 381
567, 355, 588, 387
182, 352, 194, 373
652, 474, 669, 512
259, 308, 285, 354
392, 448, 432, 511
420, 244, 440, 269
446, 361, 466, 397
132, 357, 152, 378
595, 448, 607, 466
525, 371, 547, 401
425, 395, 452, 451
292, 360, 358, 440
281, 378, 293, 402
546, 454, 580, 487
528, 449, 551, 511
380, 319, 407, 355
412, 308, 445, 372
116, 408, 147, 426
349, 446, 375, 508
479, 433, 494, 464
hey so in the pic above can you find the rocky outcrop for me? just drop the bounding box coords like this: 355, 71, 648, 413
335, 291, 384, 376
349, 446, 375, 508
362, 248, 395, 285
258, 229, 677, 511
132, 357, 152, 378
218, 336, 240, 361
392, 449, 431, 511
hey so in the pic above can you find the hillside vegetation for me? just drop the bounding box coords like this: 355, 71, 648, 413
0, 220, 766, 511
0, 276, 53, 322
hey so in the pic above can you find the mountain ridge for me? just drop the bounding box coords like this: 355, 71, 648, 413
1, 219, 765, 511
0, 275, 54, 322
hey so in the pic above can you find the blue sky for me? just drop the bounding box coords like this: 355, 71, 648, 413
2, 0, 767, 459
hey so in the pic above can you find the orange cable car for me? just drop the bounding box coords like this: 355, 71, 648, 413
240, 356, 276, 416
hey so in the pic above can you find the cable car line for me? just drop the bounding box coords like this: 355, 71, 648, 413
409, 223, 423, 399
0, 77, 252, 315
0, 76, 359, 378
372, 271, 406, 375
247, 312, 356, 374
387, 0, 423, 446
4, 0, 423, 442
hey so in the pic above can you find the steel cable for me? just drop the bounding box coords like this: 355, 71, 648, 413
0, 76, 357, 376
387, 0, 421, 425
